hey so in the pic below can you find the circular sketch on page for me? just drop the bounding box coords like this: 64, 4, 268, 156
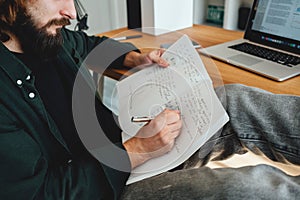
71, 28, 228, 175
119, 82, 182, 139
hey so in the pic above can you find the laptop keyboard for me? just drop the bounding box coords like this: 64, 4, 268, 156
229, 42, 300, 67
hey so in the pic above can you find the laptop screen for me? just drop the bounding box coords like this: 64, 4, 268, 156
244, 0, 300, 54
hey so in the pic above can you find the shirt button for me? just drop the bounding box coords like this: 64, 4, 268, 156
28, 92, 35, 99
16, 80, 23, 86
26, 75, 31, 80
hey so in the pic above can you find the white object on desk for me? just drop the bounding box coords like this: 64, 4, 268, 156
140, 0, 193, 35
223, 0, 242, 30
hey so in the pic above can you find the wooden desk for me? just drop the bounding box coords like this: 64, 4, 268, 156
98, 24, 300, 96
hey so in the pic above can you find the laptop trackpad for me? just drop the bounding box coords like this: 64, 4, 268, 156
228, 54, 262, 66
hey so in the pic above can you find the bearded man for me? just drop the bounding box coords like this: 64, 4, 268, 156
0, 0, 182, 199
1, 1, 300, 200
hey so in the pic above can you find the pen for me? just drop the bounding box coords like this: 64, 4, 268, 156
131, 116, 154, 123
113, 35, 142, 41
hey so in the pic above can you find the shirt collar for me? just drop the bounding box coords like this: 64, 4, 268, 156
0, 42, 32, 86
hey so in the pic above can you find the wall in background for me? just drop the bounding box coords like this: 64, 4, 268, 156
67, 0, 253, 35
68, 0, 127, 35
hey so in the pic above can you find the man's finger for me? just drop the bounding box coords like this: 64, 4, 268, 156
148, 49, 169, 67
168, 120, 182, 133
165, 110, 181, 124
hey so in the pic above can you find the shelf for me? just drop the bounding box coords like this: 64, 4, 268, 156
194, 0, 253, 30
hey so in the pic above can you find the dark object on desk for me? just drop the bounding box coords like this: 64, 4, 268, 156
206, 4, 224, 25
127, 0, 142, 29
113, 35, 142, 41
238, 7, 250, 30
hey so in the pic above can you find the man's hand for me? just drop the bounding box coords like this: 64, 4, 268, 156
123, 109, 182, 169
123, 49, 169, 68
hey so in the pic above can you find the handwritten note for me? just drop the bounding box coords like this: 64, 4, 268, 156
117, 35, 229, 184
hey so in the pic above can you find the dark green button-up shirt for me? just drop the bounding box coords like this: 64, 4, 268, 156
0, 29, 134, 200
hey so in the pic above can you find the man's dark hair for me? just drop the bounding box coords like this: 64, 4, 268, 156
0, 0, 26, 42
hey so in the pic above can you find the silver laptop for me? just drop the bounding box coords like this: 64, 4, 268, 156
199, 0, 300, 81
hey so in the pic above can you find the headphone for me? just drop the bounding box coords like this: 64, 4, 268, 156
74, 0, 89, 31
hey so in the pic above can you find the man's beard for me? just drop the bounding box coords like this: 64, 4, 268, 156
12, 12, 71, 60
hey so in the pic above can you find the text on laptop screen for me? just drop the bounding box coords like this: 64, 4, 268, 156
245, 0, 300, 54
252, 0, 300, 41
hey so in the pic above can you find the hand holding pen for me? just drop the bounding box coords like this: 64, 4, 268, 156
131, 116, 154, 123
124, 109, 182, 168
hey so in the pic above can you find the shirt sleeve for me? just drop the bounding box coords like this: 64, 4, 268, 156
0, 109, 130, 200
61, 28, 140, 72
0, 29, 133, 199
